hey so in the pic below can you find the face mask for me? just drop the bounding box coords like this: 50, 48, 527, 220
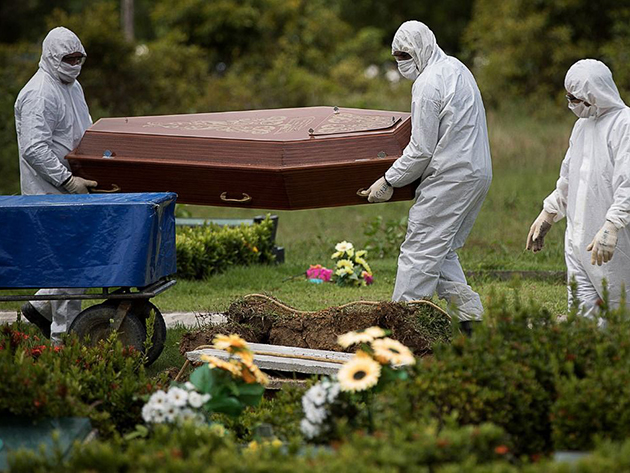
397, 58, 419, 81
57, 62, 82, 83
568, 101, 597, 118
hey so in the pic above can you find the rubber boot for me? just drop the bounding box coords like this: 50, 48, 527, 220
20, 302, 51, 339
459, 320, 481, 337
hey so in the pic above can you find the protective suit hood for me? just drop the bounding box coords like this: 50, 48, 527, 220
38, 27, 86, 84
392, 21, 446, 77
565, 59, 626, 117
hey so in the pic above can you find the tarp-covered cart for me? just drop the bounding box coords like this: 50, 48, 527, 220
0, 192, 177, 364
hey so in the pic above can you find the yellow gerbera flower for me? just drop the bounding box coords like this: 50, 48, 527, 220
337, 330, 373, 348
336, 259, 354, 269
355, 250, 367, 258
338, 351, 381, 392
200, 354, 243, 376
337, 327, 385, 348
213, 334, 249, 351
371, 338, 416, 366
241, 358, 269, 385
331, 251, 343, 259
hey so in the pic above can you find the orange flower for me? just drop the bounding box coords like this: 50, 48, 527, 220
200, 354, 242, 377
241, 358, 269, 385
495, 445, 509, 455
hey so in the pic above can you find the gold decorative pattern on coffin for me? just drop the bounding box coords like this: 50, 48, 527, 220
142, 116, 316, 135
314, 113, 400, 134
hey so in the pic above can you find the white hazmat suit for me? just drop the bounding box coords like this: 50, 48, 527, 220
14, 27, 92, 342
540, 59, 630, 316
369, 21, 492, 322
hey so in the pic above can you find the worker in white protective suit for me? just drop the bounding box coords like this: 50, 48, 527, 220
14, 27, 97, 343
526, 59, 630, 319
365, 21, 492, 335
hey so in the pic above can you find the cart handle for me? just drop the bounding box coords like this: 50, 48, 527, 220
220, 192, 252, 203
90, 184, 121, 194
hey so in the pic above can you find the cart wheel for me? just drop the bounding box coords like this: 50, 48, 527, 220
91, 299, 166, 366
69, 303, 146, 353
131, 301, 167, 366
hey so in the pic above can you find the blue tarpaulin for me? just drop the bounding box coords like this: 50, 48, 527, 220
0, 193, 177, 288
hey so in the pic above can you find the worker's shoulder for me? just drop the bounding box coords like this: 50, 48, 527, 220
15, 71, 64, 111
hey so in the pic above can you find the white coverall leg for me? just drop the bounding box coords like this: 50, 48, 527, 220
381, 21, 493, 321
541, 59, 630, 318
14, 27, 92, 343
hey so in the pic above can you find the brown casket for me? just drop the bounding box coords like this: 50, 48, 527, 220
66, 106, 416, 210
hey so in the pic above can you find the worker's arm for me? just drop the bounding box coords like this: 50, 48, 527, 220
385, 82, 441, 188
16, 93, 72, 187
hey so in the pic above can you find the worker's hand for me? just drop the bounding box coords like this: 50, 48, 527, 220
587, 221, 618, 266
367, 176, 394, 203
525, 209, 556, 252
63, 175, 98, 194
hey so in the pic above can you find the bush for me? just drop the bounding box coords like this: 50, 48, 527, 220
0, 323, 166, 437
175, 216, 276, 280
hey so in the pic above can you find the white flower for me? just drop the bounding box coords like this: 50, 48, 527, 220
304, 405, 327, 424
141, 403, 154, 423
149, 390, 168, 406
151, 405, 167, 423
184, 382, 196, 391
305, 384, 327, 406
178, 408, 201, 423
164, 404, 180, 423
326, 382, 341, 403
300, 418, 321, 439
135, 44, 149, 56
188, 391, 208, 408
167, 387, 189, 407
335, 241, 354, 253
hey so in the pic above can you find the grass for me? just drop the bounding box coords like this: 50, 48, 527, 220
0, 108, 578, 371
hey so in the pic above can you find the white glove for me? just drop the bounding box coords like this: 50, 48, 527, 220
63, 175, 98, 194
587, 221, 618, 266
525, 209, 556, 252
367, 176, 394, 203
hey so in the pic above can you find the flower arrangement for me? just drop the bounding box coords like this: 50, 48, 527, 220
306, 241, 374, 286
300, 327, 415, 440
142, 383, 211, 425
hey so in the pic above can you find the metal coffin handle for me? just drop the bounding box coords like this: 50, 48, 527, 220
357, 188, 370, 198
90, 184, 121, 193
220, 192, 252, 203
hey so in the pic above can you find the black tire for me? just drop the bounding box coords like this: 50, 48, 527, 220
68, 303, 146, 352
130, 301, 167, 366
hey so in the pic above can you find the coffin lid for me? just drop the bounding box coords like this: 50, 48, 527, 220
88, 106, 409, 142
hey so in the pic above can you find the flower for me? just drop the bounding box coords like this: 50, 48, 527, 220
188, 391, 211, 408
372, 338, 416, 366
241, 358, 269, 385
362, 271, 374, 285
149, 390, 168, 406
320, 268, 333, 281
167, 387, 189, 407
304, 405, 328, 424
201, 354, 243, 376
337, 330, 374, 348
338, 351, 381, 392
335, 241, 354, 253
304, 384, 328, 407
213, 333, 248, 351
300, 418, 321, 439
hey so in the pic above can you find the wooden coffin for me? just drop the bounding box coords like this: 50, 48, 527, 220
66, 106, 416, 210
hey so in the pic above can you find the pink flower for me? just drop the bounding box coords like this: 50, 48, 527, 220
321, 268, 333, 282
362, 271, 374, 285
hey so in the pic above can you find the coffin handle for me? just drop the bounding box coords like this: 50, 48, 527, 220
356, 188, 370, 198
90, 184, 121, 194
220, 192, 252, 204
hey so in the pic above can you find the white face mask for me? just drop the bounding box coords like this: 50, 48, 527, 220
397, 58, 419, 81
568, 101, 597, 118
57, 62, 82, 83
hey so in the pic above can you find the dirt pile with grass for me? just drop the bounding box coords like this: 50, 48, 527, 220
180, 295, 451, 356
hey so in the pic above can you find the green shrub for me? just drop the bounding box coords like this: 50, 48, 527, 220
0, 323, 166, 437
363, 215, 408, 258
175, 216, 276, 280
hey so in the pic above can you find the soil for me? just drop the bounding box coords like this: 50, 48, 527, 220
180, 295, 451, 357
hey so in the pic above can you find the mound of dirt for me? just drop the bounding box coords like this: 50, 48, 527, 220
180, 295, 452, 357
